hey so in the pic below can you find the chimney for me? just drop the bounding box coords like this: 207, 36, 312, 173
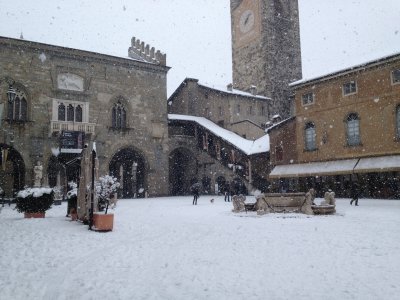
227, 83, 233, 92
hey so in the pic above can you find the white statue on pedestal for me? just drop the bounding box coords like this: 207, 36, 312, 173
301, 188, 316, 215
321, 190, 336, 206
33, 161, 43, 187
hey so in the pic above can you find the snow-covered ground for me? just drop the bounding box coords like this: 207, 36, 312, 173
1, 196, 399, 300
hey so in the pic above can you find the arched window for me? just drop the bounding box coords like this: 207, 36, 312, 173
14, 97, 21, 120
347, 113, 360, 146
8, 87, 28, 122
305, 122, 316, 151
67, 104, 74, 121
112, 102, 126, 129
20, 97, 27, 120
396, 106, 400, 137
58, 103, 65, 121
75, 105, 82, 122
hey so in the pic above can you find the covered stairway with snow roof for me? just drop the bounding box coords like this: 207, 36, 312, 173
167, 114, 271, 196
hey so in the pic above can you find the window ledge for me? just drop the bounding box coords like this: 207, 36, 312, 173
108, 127, 133, 133
4, 119, 30, 125
303, 148, 318, 152
343, 92, 357, 97
345, 143, 363, 148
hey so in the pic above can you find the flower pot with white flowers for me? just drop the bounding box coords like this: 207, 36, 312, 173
93, 175, 120, 231
15, 187, 54, 218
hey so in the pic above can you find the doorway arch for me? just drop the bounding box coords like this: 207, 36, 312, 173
169, 147, 197, 195
0, 144, 25, 197
216, 176, 227, 194
47, 155, 67, 187
109, 147, 146, 198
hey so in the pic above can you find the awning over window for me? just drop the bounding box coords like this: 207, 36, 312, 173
354, 155, 400, 173
269, 159, 359, 178
269, 155, 400, 179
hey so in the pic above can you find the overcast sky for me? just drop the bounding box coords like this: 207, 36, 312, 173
0, 0, 399, 96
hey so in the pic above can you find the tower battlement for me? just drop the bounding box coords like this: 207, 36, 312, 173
128, 36, 166, 66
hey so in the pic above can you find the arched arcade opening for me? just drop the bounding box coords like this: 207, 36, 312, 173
0, 144, 25, 197
109, 147, 146, 198
169, 147, 197, 195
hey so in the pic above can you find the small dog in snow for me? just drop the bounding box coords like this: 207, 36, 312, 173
210, 198, 214, 203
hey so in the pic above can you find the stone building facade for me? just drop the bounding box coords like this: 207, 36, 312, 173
168, 79, 271, 194
268, 53, 400, 198
168, 78, 269, 139
230, 0, 302, 119
0, 36, 170, 198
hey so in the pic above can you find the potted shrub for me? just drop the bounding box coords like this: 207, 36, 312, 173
15, 187, 54, 218
93, 175, 120, 231
66, 182, 78, 220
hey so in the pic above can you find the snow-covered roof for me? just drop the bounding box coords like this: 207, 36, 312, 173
290, 51, 400, 87
168, 78, 270, 103
197, 81, 269, 100
168, 114, 269, 155
265, 117, 296, 133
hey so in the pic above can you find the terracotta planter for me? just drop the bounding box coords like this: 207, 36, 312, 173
24, 212, 46, 218
93, 213, 114, 231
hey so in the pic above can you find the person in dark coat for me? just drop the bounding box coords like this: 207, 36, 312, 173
224, 183, 231, 202
191, 182, 201, 205
350, 183, 360, 206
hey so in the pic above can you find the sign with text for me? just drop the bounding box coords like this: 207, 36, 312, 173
60, 131, 85, 151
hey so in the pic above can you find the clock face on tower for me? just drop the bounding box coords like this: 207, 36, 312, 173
239, 10, 255, 34
232, 0, 261, 48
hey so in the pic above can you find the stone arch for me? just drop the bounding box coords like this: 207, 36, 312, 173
47, 155, 66, 188
54, 152, 82, 187
232, 177, 247, 196
169, 147, 197, 195
216, 175, 227, 194
0, 144, 25, 197
109, 147, 147, 198
202, 176, 212, 194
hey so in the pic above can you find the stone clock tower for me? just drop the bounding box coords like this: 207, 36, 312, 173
231, 0, 302, 118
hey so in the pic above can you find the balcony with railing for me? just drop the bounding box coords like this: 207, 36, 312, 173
50, 121, 96, 135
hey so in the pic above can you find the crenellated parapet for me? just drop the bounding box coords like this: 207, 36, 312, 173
128, 36, 166, 66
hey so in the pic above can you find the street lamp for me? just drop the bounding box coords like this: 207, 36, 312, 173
6, 85, 16, 144
7, 85, 16, 104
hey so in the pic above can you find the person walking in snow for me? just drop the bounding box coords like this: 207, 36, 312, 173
350, 182, 360, 206
191, 182, 201, 205
224, 183, 231, 202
